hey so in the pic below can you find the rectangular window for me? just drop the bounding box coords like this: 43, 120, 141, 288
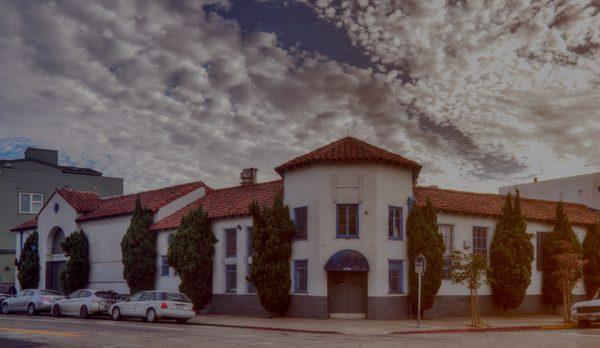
168, 234, 178, 276
225, 264, 237, 293
293, 260, 308, 293
389, 259, 404, 294
439, 224, 454, 279
337, 204, 358, 237
225, 229, 237, 258
536, 232, 548, 270
161, 255, 169, 277
247, 264, 256, 293
293, 207, 308, 240
473, 226, 488, 257
246, 227, 253, 257
388, 206, 403, 239
19, 193, 43, 214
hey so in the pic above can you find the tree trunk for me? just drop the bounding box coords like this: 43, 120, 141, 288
469, 289, 476, 327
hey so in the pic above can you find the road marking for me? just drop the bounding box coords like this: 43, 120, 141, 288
0, 316, 185, 331
0, 327, 83, 338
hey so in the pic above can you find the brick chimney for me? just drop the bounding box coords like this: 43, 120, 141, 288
240, 168, 258, 185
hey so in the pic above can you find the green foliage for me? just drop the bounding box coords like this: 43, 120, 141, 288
488, 191, 534, 310
407, 198, 445, 315
248, 196, 295, 316
121, 197, 156, 294
541, 201, 582, 307
168, 205, 216, 310
59, 230, 89, 295
450, 251, 489, 290
17, 231, 39, 289
583, 223, 600, 298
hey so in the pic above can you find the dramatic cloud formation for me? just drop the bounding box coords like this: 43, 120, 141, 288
0, 0, 598, 193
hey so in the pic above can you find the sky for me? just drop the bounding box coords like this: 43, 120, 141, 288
1, 0, 599, 193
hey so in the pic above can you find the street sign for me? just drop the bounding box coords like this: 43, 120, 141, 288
415, 254, 426, 274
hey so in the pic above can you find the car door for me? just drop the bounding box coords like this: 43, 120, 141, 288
76, 290, 91, 312
121, 292, 142, 317
62, 290, 81, 314
13, 290, 30, 311
136, 292, 153, 317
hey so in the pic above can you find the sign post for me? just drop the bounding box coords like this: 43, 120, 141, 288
415, 254, 426, 328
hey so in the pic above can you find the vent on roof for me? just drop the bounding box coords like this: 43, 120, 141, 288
241, 168, 258, 185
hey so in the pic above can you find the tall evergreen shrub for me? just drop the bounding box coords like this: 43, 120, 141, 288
18, 231, 39, 289
60, 230, 89, 295
583, 223, 600, 298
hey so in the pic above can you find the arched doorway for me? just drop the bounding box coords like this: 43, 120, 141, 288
45, 227, 67, 293
325, 249, 369, 319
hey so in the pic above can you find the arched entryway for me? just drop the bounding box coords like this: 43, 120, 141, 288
45, 227, 67, 293
325, 249, 369, 319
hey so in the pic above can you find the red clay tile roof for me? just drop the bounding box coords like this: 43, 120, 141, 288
414, 186, 600, 227
10, 218, 37, 232
77, 181, 210, 222
275, 136, 422, 182
56, 188, 102, 213
151, 180, 283, 231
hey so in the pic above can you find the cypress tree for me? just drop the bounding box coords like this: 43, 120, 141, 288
168, 205, 217, 310
407, 198, 445, 316
59, 230, 89, 295
541, 201, 582, 309
248, 196, 295, 316
583, 223, 600, 298
18, 231, 39, 289
121, 197, 156, 294
489, 191, 534, 310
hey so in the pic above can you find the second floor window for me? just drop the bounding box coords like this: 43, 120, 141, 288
293, 207, 308, 240
472, 226, 488, 257
246, 226, 253, 257
337, 204, 358, 237
19, 193, 43, 214
388, 206, 403, 239
161, 255, 169, 277
439, 224, 454, 279
225, 229, 237, 258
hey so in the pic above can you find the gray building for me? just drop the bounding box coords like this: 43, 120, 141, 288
0, 148, 123, 284
500, 172, 600, 210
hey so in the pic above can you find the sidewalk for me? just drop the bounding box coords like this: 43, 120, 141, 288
190, 313, 576, 336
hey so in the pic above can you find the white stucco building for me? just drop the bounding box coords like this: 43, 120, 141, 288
11, 137, 600, 319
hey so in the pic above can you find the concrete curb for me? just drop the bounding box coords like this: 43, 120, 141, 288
190, 322, 342, 335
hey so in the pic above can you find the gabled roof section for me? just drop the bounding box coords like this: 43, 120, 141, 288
275, 136, 422, 182
414, 186, 600, 227
77, 181, 210, 222
151, 180, 283, 231
10, 218, 37, 232
56, 188, 102, 213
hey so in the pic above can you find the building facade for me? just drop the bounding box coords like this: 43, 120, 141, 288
0, 147, 123, 285
11, 137, 600, 319
500, 172, 600, 210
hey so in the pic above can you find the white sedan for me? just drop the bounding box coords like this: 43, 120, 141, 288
52, 289, 119, 318
109, 290, 195, 324
571, 289, 600, 327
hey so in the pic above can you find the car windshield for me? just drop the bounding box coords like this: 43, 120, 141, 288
38, 290, 61, 296
95, 291, 119, 299
159, 292, 191, 303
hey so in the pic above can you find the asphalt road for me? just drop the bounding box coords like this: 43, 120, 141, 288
1, 314, 600, 348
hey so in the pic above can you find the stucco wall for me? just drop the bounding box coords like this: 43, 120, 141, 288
155, 229, 181, 292
212, 216, 253, 295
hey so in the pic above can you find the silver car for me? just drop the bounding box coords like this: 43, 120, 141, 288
109, 290, 195, 324
1, 289, 64, 315
571, 289, 600, 327
52, 289, 119, 318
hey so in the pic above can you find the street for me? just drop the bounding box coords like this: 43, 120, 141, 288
0, 314, 599, 347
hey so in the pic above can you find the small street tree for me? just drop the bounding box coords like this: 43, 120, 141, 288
541, 201, 582, 311
583, 223, 600, 298
488, 191, 534, 310
248, 196, 295, 316
407, 198, 445, 316
552, 240, 587, 323
60, 230, 89, 295
17, 231, 39, 290
121, 197, 156, 294
450, 251, 488, 327
168, 205, 217, 310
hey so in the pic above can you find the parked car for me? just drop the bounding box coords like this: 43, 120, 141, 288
572, 289, 600, 327
109, 290, 195, 324
1, 289, 64, 315
52, 289, 119, 318
0, 284, 17, 306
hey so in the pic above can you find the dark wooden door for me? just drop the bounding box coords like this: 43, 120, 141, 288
327, 272, 367, 318
46, 261, 66, 294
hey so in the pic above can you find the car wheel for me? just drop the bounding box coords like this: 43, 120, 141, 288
111, 307, 121, 321
1, 303, 9, 315
27, 303, 36, 316
79, 305, 89, 319
52, 304, 61, 317
146, 308, 157, 323
176, 319, 188, 324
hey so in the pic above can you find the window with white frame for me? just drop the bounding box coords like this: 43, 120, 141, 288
225, 228, 237, 258
293, 260, 308, 293
225, 264, 237, 293
389, 259, 404, 294
247, 264, 256, 293
472, 226, 488, 257
19, 193, 43, 214
337, 204, 358, 237
293, 207, 308, 240
388, 206, 403, 239
246, 227, 253, 257
161, 255, 169, 277
439, 224, 454, 279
